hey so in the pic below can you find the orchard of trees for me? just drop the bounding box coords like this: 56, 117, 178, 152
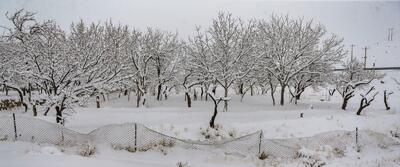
0, 10, 385, 127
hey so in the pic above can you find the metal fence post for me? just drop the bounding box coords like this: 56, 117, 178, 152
258, 130, 263, 155
355, 127, 360, 152
355, 127, 358, 145
61, 131, 64, 144
12, 113, 17, 141
134, 123, 137, 152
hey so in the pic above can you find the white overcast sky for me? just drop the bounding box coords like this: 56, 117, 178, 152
0, 0, 399, 48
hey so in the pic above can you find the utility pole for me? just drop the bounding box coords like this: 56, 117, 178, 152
362, 47, 368, 68
391, 28, 394, 41
388, 28, 394, 41
350, 44, 355, 60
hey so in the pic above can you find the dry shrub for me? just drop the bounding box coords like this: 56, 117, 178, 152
176, 161, 190, 167
258, 150, 269, 160
78, 142, 96, 157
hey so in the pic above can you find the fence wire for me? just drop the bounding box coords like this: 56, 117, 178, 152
0, 115, 398, 159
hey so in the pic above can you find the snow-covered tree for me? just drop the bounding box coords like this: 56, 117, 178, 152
192, 12, 258, 112
179, 41, 210, 107
287, 60, 332, 104
2, 10, 128, 122
334, 58, 382, 110
144, 28, 181, 101
257, 15, 345, 105
125, 28, 182, 107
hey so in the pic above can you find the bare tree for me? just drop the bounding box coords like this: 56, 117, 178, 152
208, 91, 226, 128
383, 90, 393, 110
356, 86, 378, 115
335, 58, 381, 110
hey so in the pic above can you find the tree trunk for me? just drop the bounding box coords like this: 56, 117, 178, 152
271, 89, 275, 106
157, 84, 162, 101
32, 104, 37, 117
268, 81, 276, 106
204, 85, 209, 101
341, 97, 349, 110
200, 87, 204, 100
136, 93, 140, 108
239, 83, 244, 95
101, 93, 106, 101
4, 84, 8, 96
356, 98, 366, 115
55, 106, 63, 124
296, 93, 301, 100
193, 89, 197, 101
280, 85, 286, 106
223, 87, 228, 112
384, 90, 390, 110
209, 94, 220, 128
96, 96, 100, 108
185, 92, 192, 108
209, 102, 218, 128
250, 85, 254, 96
142, 93, 146, 106
28, 83, 32, 102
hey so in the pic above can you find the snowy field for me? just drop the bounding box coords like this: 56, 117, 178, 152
0, 71, 399, 167
1, 1, 400, 166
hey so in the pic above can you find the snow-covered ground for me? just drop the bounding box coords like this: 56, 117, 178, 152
0, 70, 400, 167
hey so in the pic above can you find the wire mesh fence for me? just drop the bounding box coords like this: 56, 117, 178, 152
0, 114, 398, 159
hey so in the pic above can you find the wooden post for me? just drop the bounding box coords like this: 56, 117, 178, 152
13, 113, 17, 141
96, 96, 100, 108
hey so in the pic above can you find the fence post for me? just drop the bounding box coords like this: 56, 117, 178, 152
258, 130, 263, 155
12, 113, 17, 141
134, 123, 137, 152
355, 127, 358, 144
355, 127, 360, 152
61, 131, 64, 144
